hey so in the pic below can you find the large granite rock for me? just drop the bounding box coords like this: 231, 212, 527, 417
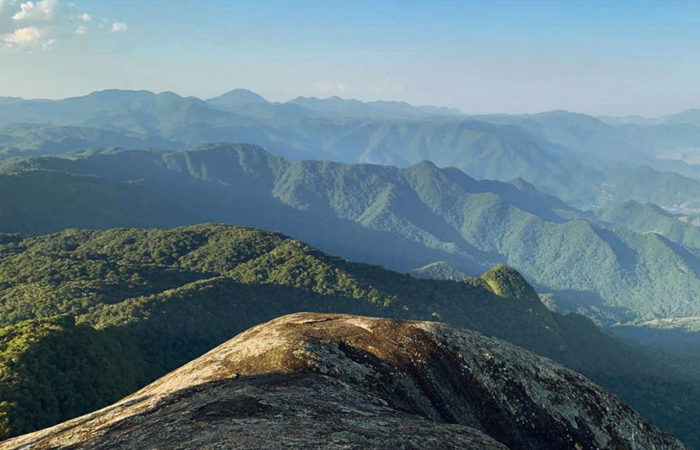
2, 313, 686, 449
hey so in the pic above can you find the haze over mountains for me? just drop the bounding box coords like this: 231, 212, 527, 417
3, 88, 700, 448
3, 89, 700, 353
2, 88, 700, 211
1, 143, 699, 329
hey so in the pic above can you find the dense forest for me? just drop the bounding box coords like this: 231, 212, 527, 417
1, 143, 699, 330
4, 0, 700, 446
0, 224, 699, 446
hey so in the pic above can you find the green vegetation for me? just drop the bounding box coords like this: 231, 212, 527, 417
4, 89, 700, 211
0, 123, 178, 158
0, 316, 146, 438
409, 261, 469, 281
602, 166, 700, 213
597, 200, 700, 253
1, 90, 700, 446
0, 224, 699, 447
1, 143, 696, 323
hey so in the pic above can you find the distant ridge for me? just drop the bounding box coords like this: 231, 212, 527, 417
207, 88, 269, 109
1, 87, 700, 212
409, 261, 468, 281
0, 143, 699, 326
287, 95, 462, 118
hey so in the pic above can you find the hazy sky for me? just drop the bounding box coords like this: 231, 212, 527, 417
1, 0, 699, 116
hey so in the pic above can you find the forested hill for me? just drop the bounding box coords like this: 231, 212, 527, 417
0, 224, 698, 446
1, 143, 699, 324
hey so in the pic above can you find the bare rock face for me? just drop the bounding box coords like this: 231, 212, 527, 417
2, 313, 686, 450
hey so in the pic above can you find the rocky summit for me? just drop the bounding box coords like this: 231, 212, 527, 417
2, 313, 686, 450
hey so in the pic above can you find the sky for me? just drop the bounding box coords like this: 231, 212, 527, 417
1, 0, 699, 116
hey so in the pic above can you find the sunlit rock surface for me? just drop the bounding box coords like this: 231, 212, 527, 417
2, 313, 685, 449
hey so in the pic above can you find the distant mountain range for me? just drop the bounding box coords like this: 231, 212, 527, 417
2, 89, 700, 211
1, 143, 699, 327
3, 89, 700, 447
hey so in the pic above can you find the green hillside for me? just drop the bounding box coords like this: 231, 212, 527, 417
597, 200, 700, 254
0, 224, 698, 446
0, 143, 698, 324
0, 123, 178, 158
602, 166, 700, 212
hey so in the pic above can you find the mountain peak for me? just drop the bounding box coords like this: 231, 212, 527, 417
481, 265, 539, 301
85, 88, 158, 98
207, 89, 269, 108
5, 313, 683, 449
408, 159, 440, 171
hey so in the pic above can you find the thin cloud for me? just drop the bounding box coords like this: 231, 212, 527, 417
0, 0, 125, 51
1, 25, 54, 49
4, 25, 41, 42
110, 21, 127, 32
12, 0, 57, 22
315, 80, 347, 94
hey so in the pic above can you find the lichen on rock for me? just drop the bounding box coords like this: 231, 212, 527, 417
1, 313, 687, 450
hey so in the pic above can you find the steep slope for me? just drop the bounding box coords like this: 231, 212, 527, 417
0, 225, 698, 446
597, 200, 700, 254
271, 153, 700, 321
274, 118, 600, 204
1, 144, 699, 323
602, 166, 700, 212
3, 314, 686, 450
0, 225, 561, 440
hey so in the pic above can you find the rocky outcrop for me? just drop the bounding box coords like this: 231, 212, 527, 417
2, 313, 686, 449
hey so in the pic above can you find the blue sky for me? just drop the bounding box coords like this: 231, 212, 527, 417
1, 0, 699, 115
